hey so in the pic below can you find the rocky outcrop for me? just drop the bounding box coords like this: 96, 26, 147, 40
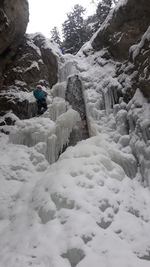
117, 27, 150, 102
0, 0, 29, 81
91, 0, 150, 102
92, 0, 150, 60
0, 0, 29, 121
3, 34, 58, 91
0, 33, 58, 120
0, 1, 58, 123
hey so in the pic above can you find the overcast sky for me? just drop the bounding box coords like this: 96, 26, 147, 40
26, 0, 96, 38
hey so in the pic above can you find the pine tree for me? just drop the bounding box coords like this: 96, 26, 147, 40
87, 0, 119, 34
91, 0, 112, 32
62, 4, 89, 54
50, 26, 62, 47
96, 0, 112, 23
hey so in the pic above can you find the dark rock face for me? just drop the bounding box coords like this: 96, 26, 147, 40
92, 0, 150, 102
0, 0, 29, 121
0, 1, 58, 123
3, 34, 58, 90
0, 0, 29, 77
66, 75, 86, 121
129, 35, 150, 101
92, 0, 150, 60
117, 27, 150, 102
0, 33, 58, 120
65, 75, 89, 145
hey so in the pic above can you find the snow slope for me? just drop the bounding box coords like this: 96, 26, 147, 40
0, 128, 150, 267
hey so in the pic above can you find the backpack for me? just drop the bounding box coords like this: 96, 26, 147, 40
33, 88, 43, 100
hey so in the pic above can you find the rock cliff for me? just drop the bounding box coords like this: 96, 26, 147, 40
91, 0, 150, 101
117, 27, 150, 102
0, 0, 29, 83
92, 0, 150, 60
0, 34, 58, 121
0, 0, 58, 123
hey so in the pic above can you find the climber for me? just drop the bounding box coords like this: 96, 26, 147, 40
60, 47, 65, 54
33, 85, 48, 116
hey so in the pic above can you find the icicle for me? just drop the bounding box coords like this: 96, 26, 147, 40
55, 109, 81, 156
9, 109, 80, 165
102, 86, 118, 116
51, 82, 66, 99
45, 98, 68, 122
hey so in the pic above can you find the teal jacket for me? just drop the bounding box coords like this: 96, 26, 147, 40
33, 88, 47, 100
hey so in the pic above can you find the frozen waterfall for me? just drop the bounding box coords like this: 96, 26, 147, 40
0, 39, 150, 267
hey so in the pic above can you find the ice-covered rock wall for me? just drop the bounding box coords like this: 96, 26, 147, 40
74, 46, 138, 181
84, 0, 150, 187
76, 33, 150, 186
46, 27, 150, 186
116, 27, 150, 187
127, 90, 150, 185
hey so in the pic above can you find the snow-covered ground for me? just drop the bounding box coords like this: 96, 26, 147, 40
1, 21, 150, 267
1, 123, 150, 266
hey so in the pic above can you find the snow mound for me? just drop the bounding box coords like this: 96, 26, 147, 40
0, 134, 150, 267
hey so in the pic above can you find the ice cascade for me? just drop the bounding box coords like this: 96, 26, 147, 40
9, 108, 81, 164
